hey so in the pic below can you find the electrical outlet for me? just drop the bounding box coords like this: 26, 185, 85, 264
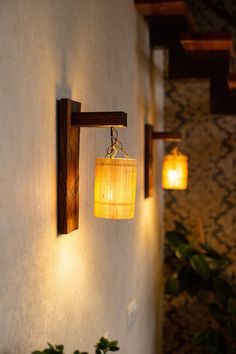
127, 300, 137, 327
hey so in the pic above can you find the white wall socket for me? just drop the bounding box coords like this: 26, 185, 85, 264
127, 299, 137, 327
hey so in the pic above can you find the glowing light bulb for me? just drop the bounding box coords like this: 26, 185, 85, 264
162, 147, 188, 190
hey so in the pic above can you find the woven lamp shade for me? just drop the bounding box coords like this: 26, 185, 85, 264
162, 149, 188, 190
94, 158, 137, 219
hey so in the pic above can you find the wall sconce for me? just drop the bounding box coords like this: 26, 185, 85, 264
162, 147, 188, 190
145, 124, 186, 198
94, 128, 137, 219
58, 98, 132, 234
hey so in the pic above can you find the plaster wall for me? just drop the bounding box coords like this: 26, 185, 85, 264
0, 1, 164, 353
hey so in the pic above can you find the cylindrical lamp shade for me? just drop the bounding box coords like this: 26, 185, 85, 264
94, 158, 137, 219
162, 150, 188, 190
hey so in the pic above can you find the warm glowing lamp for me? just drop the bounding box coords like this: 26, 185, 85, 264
94, 129, 137, 219
162, 147, 188, 190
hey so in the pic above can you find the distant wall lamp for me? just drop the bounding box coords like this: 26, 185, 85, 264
162, 147, 188, 190
58, 98, 136, 234
145, 124, 188, 197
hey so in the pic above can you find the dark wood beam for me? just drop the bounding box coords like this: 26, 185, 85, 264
152, 131, 182, 141
145, 124, 154, 198
58, 99, 80, 235
135, 0, 188, 17
180, 32, 234, 56
228, 73, 236, 92
71, 112, 127, 128
58, 99, 128, 234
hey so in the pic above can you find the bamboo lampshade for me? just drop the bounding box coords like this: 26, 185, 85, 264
94, 158, 137, 219
162, 148, 188, 190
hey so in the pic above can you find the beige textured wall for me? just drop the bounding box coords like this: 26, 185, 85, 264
0, 1, 164, 353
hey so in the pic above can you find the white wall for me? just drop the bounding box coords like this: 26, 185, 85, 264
0, 1, 164, 353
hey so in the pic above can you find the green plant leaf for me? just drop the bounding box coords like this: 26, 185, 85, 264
108, 341, 118, 348
165, 272, 180, 295
200, 243, 222, 259
178, 266, 199, 296
203, 256, 228, 272
175, 243, 195, 258
174, 221, 189, 235
166, 231, 187, 247
31, 343, 65, 354
190, 254, 210, 279
165, 231, 194, 259
96, 337, 109, 350
193, 328, 226, 354
213, 277, 235, 305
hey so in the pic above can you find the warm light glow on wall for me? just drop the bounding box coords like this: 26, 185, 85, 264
94, 158, 137, 219
162, 147, 188, 190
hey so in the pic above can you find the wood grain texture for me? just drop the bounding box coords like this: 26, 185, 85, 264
71, 111, 127, 127
228, 73, 236, 91
58, 98, 81, 234
145, 124, 154, 198
152, 131, 182, 141
135, 0, 187, 17
181, 32, 234, 55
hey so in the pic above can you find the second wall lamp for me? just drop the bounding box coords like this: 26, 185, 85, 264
58, 98, 136, 235
145, 124, 188, 198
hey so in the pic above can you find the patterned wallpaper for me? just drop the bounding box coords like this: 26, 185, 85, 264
186, 0, 236, 35
163, 78, 236, 353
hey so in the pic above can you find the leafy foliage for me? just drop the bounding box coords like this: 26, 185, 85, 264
94, 337, 119, 354
31, 337, 119, 354
31, 343, 66, 354
165, 221, 236, 354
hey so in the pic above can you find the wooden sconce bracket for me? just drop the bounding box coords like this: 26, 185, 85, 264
58, 98, 127, 234
145, 124, 182, 198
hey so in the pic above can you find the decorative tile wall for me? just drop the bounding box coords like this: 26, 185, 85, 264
163, 78, 236, 353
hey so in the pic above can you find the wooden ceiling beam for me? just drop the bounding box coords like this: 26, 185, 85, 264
135, 0, 188, 17
180, 32, 234, 56
228, 73, 236, 92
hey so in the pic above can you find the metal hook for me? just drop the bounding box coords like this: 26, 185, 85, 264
106, 127, 130, 158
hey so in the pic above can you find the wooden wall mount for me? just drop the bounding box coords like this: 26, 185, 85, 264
145, 124, 182, 198
145, 125, 154, 198
58, 98, 127, 234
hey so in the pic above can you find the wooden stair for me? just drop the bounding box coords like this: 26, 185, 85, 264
135, 0, 236, 114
